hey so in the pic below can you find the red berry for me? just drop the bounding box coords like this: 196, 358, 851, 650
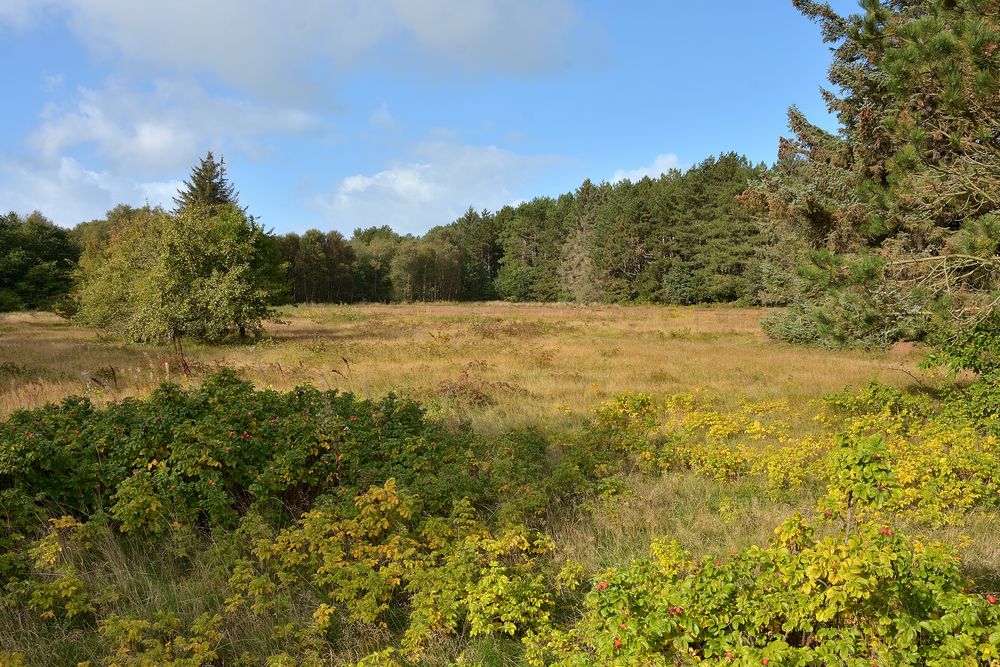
596, 581, 608, 591
613, 637, 622, 649
880, 527, 895, 536
714, 560, 722, 567
620, 623, 628, 630
987, 593, 997, 605
726, 651, 735, 660
762, 659, 769, 665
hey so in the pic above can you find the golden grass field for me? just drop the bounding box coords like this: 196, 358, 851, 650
0, 302, 931, 433
9, 303, 980, 571
3, 303, 999, 666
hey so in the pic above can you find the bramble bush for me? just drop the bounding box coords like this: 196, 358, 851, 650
526, 517, 1000, 665
592, 391, 828, 500
0, 369, 481, 550
0, 371, 582, 663
1, 370, 999, 664
225, 480, 561, 662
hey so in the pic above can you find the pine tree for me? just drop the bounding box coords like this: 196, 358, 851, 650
173, 151, 239, 213
745, 0, 1000, 350
558, 180, 606, 303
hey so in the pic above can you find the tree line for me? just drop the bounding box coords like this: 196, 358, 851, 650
274, 151, 768, 306
4, 0, 998, 354
1, 151, 771, 343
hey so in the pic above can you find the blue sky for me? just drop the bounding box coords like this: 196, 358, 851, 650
0, 0, 860, 235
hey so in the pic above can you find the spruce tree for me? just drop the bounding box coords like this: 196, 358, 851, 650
173, 151, 239, 213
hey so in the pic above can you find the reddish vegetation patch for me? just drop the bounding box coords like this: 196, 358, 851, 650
890, 341, 918, 357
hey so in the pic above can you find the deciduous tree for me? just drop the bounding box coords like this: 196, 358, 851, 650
76, 205, 284, 343
0, 211, 81, 312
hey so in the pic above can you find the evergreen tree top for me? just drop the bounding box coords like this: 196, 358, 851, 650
173, 151, 240, 213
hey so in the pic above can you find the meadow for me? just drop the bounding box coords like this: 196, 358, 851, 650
0, 303, 927, 430
2, 304, 998, 665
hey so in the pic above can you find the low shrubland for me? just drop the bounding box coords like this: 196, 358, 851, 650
1, 364, 998, 665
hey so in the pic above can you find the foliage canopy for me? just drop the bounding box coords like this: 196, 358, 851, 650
746, 0, 1000, 357
0, 211, 80, 313
75, 204, 284, 343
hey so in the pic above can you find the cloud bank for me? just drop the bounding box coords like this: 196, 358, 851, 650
310, 140, 557, 235
611, 153, 684, 183
0, 0, 587, 229
6, 0, 580, 99
31, 80, 321, 175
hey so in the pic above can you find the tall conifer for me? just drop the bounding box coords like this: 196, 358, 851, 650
173, 151, 239, 213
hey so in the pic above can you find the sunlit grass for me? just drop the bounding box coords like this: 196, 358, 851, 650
2, 303, 995, 665
0, 302, 933, 433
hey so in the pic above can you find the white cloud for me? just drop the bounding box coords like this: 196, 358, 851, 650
387, 0, 577, 74
43, 73, 65, 91
0, 156, 178, 224
310, 140, 557, 235
0, 77, 322, 226
0, 1, 592, 229
1, 77, 323, 225
7, 0, 581, 100
138, 179, 185, 205
611, 153, 683, 183
0, 77, 322, 225
29, 79, 321, 176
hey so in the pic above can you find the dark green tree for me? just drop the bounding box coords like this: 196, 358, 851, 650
495, 197, 570, 302
671, 153, 766, 303
173, 151, 239, 213
558, 179, 609, 302
350, 226, 402, 302
278, 230, 357, 303
745, 0, 1000, 349
0, 211, 81, 312
451, 207, 502, 300
390, 234, 462, 302
589, 178, 660, 302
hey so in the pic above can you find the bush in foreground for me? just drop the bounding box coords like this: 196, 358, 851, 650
1, 371, 999, 665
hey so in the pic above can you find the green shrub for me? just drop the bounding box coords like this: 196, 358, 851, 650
527, 518, 1000, 665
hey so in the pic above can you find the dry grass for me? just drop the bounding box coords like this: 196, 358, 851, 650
0, 302, 931, 433
1, 301, 949, 581
1, 304, 996, 664
549, 473, 823, 568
